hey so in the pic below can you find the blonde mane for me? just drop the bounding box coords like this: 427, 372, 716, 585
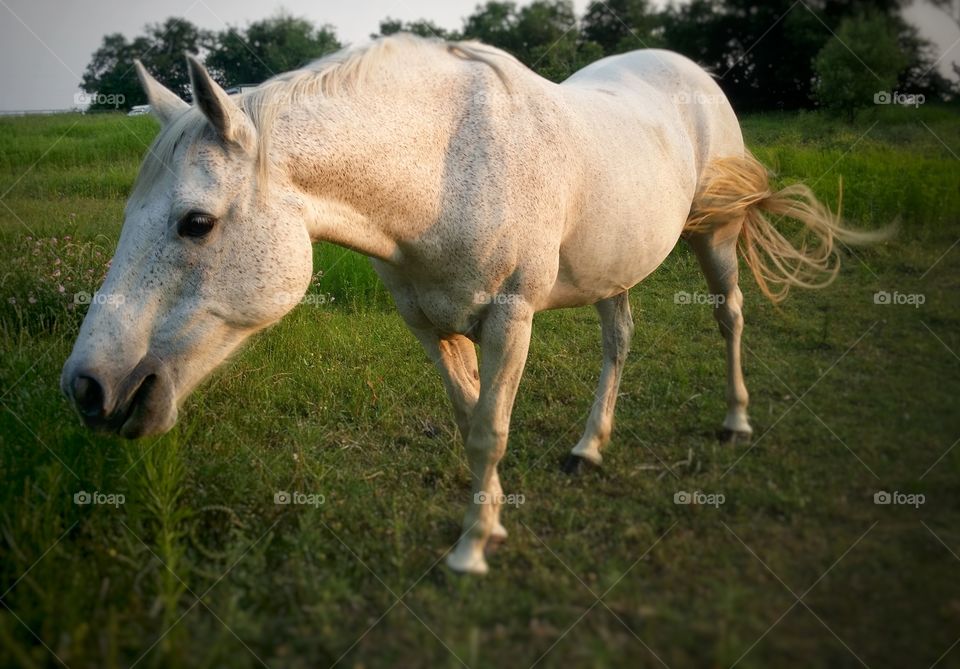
129, 34, 516, 205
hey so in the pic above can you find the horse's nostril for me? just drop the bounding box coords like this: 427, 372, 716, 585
73, 375, 104, 417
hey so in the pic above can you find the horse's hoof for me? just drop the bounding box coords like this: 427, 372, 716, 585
561, 454, 600, 475
446, 550, 488, 575
485, 523, 508, 556
717, 428, 752, 445
485, 536, 507, 557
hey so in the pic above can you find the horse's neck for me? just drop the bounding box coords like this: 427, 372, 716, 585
269, 108, 396, 261
272, 75, 462, 264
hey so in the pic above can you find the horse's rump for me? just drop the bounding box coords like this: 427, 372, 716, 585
684, 151, 888, 302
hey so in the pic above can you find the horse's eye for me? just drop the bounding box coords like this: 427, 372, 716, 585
178, 212, 216, 239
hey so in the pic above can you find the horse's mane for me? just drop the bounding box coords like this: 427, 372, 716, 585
129, 35, 516, 204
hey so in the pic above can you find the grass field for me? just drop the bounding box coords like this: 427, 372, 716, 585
1, 105, 959, 669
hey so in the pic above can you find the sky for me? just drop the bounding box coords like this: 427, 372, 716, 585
0, 0, 957, 112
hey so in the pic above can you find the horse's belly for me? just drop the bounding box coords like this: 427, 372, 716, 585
538, 85, 697, 309
544, 162, 694, 310
546, 215, 683, 308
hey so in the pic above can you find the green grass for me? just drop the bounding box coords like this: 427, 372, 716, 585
1, 106, 959, 668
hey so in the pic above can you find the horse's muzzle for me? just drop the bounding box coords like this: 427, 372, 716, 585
62, 353, 177, 439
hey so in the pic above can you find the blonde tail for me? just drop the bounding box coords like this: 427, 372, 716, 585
684, 151, 888, 303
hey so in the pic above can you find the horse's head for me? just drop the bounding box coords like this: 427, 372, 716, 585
61, 57, 314, 438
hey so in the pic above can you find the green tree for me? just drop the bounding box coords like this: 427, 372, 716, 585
80, 17, 207, 110
581, 0, 659, 55
514, 0, 577, 53
206, 14, 340, 87
373, 17, 459, 40
661, 0, 912, 111
462, 0, 595, 81
143, 17, 210, 98
514, 0, 581, 80
79, 33, 149, 110
463, 2, 523, 53
814, 11, 907, 116
895, 21, 956, 101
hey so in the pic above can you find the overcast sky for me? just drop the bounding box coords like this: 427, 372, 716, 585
0, 0, 956, 111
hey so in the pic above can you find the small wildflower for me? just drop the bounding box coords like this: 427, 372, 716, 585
28, 296, 36, 304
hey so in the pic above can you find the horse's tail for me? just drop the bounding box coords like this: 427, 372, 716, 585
684, 151, 888, 303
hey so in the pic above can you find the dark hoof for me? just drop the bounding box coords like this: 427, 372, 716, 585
561, 454, 600, 475
717, 429, 752, 445
485, 535, 506, 556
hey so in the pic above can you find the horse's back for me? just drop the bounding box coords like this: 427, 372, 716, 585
537, 49, 745, 309
563, 49, 744, 171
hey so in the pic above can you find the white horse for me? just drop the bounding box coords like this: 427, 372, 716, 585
62, 35, 876, 574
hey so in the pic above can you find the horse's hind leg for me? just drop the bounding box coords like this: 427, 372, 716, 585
564, 291, 633, 471
687, 231, 753, 440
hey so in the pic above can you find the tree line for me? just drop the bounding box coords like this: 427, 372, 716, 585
81, 0, 957, 115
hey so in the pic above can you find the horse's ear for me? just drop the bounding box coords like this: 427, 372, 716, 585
134, 60, 188, 127
186, 54, 255, 150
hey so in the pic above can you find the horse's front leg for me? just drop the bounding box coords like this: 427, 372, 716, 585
446, 304, 533, 574
411, 330, 509, 543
